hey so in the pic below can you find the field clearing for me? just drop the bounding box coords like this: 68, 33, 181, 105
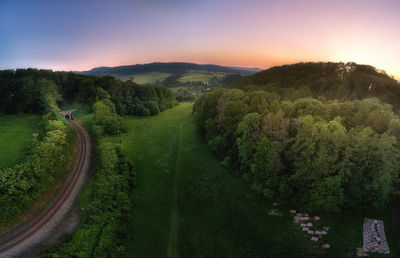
178, 70, 227, 82
169, 86, 194, 93
110, 70, 232, 86
114, 72, 172, 83
0, 115, 37, 168
121, 103, 399, 257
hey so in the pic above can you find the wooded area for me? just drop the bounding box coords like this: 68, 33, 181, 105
0, 68, 174, 250
0, 81, 71, 223
0, 69, 177, 116
194, 63, 400, 213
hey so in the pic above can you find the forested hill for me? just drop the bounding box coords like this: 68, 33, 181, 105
235, 62, 400, 109
80, 62, 261, 77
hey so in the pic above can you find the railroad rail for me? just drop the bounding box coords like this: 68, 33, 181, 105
0, 120, 89, 257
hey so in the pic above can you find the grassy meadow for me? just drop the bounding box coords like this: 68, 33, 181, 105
0, 115, 37, 168
113, 70, 231, 85
113, 72, 172, 83
121, 103, 312, 257
121, 103, 400, 257
178, 70, 227, 83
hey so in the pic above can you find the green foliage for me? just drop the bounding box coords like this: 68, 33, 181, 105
0, 107, 70, 223
121, 103, 311, 258
92, 100, 125, 136
193, 88, 223, 137
0, 73, 81, 225
236, 113, 261, 171
42, 102, 135, 258
0, 69, 177, 116
236, 62, 400, 109
194, 88, 400, 212
218, 89, 247, 136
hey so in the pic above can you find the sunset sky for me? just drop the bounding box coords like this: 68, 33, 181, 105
1, 0, 399, 78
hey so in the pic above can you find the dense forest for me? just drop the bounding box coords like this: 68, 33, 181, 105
194, 62, 400, 213
235, 62, 400, 109
0, 69, 177, 116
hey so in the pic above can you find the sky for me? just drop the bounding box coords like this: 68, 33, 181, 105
0, 0, 399, 78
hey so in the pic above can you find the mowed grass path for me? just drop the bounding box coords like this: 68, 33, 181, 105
122, 103, 311, 258
0, 115, 37, 168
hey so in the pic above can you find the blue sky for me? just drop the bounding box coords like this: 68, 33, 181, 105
1, 0, 399, 77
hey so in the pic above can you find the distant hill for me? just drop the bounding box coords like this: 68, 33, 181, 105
235, 62, 400, 109
79, 62, 261, 77
77, 63, 261, 96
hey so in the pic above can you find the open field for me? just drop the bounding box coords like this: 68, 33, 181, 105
169, 86, 188, 93
111, 70, 232, 86
121, 103, 312, 257
178, 70, 227, 83
113, 72, 172, 83
121, 103, 400, 257
0, 115, 37, 168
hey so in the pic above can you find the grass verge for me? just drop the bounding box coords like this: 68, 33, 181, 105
0, 114, 38, 168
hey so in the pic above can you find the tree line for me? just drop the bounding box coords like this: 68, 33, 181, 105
0, 85, 71, 223
0, 69, 177, 116
235, 62, 400, 109
193, 88, 400, 212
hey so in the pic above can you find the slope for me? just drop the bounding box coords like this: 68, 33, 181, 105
235, 62, 400, 109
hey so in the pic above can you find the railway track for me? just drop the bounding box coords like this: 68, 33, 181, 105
0, 120, 89, 257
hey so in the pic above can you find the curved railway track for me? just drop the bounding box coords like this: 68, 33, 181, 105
0, 120, 90, 257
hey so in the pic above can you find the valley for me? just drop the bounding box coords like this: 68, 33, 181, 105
1, 63, 400, 257
121, 103, 400, 257
2, 0, 400, 256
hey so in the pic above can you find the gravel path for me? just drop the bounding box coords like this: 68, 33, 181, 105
0, 120, 91, 258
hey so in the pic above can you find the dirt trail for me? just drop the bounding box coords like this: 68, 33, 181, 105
0, 120, 91, 258
167, 121, 184, 258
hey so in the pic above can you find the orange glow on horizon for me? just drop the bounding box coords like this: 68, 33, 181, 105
2, 0, 399, 80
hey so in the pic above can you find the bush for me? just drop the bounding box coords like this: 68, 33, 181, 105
93, 100, 125, 136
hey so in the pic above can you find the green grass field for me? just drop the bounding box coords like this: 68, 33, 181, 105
169, 86, 189, 93
114, 72, 172, 84
115, 70, 229, 85
121, 103, 399, 258
178, 70, 227, 83
0, 115, 37, 169
121, 103, 311, 257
